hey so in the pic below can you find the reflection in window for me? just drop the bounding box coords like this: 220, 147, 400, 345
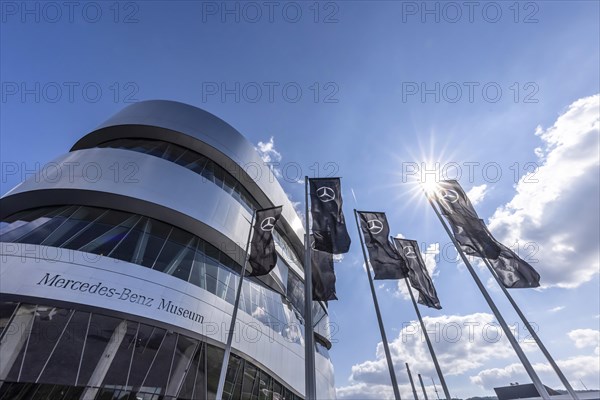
0, 302, 304, 400
96, 138, 259, 214
1, 205, 326, 345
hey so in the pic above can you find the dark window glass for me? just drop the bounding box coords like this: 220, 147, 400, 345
287, 272, 305, 319
128, 324, 167, 389
40, 206, 105, 247
140, 330, 177, 394
78, 215, 139, 256
153, 240, 186, 274
64, 209, 132, 251
139, 221, 172, 268
18, 306, 72, 383
38, 310, 89, 385
0, 205, 74, 243
272, 380, 283, 400
241, 361, 259, 400
223, 354, 243, 400
102, 321, 139, 387
204, 254, 219, 295
3, 304, 38, 383
77, 314, 123, 387
177, 343, 205, 400
258, 370, 271, 400
205, 345, 224, 400
1, 206, 54, 224
108, 219, 146, 262
0, 301, 19, 339
189, 245, 207, 290
164, 238, 197, 282
164, 334, 197, 397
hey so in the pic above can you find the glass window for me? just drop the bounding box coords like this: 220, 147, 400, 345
0, 301, 19, 339
0, 206, 75, 244
241, 361, 259, 400
77, 313, 123, 387
177, 343, 205, 400
258, 370, 271, 400
38, 310, 89, 385
164, 334, 197, 397
223, 354, 243, 400
101, 321, 139, 388
2, 304, 37, 383
78, 215, 140, 256
127, 324, 167, 390
0, 303, 304, 400
205, 345, 224, 400
189, 245, 207, 290
107, 218, 146, 262
166, 237, 197, 282
17, 306, 73, 383
41, 207, 105, 248
140, 330, 177, 393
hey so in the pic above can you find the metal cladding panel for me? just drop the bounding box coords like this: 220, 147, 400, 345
70, 100, 305, 250
1, 148, 252, 267
0, 243, 327, 396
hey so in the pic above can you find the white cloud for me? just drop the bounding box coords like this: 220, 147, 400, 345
337, 313, 517, 398
466, 184, 488, 205
256, 136, 283, 178
548, 306, 565, 313
488, 94, 600, 289
471, 328, 600, 390
470, 356, 600, 391
336, 383, 423, 400
256, 136, 282, 163
568, 328, 599, 355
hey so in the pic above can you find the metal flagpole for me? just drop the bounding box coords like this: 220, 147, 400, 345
406, 363, 419, 400
216, 210, 256, 400
424, 191, 551, 400
418, 374, 429, 400
403, 278, 451, 400
304, 177, 317, 400
480, 256, 580, 400
353, 209, 402, 400
431, 377, 440, 400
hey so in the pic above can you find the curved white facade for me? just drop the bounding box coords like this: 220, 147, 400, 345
0, 101, 336, 400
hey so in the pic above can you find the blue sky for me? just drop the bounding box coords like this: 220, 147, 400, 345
1, 1, 599, 398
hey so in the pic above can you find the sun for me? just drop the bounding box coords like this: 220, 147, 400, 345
420, 178, 440, 197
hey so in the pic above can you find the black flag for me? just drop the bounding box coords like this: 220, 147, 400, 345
394, 238, 441, 309
358, 211, 408, 280
310, 178, 351, 254
433, 180, 501, 259
248, 206, 283, 277
481, 224, 541, 288
433, 180, 540, 288
311, 235, 337, 301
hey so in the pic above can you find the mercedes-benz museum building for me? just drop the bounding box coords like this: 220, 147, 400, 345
0, 101, 335, 400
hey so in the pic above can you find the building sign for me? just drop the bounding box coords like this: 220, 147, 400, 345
0, 246, 212, 333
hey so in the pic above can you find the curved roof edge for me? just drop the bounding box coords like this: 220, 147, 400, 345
71, 100, 305, 254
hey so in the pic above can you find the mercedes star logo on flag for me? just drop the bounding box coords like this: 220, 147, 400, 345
367, 219, 384, 234
439, 188, 459, 204
403, 245, 418, 259
260, 217, 276, 231
317, 186, 336, 202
